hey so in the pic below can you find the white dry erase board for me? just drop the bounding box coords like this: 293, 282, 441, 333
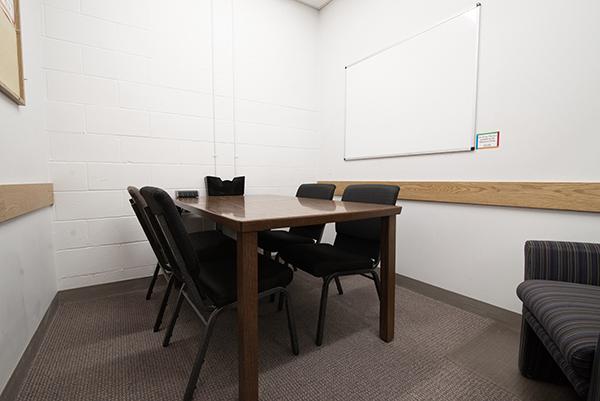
344, 5, 481, 160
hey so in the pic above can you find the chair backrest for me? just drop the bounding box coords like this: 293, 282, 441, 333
127, 186, 170, 270
140, 186, 206, 307
289, 183, 336, 241
334, 184, 400, 263
205, 176, 245, 196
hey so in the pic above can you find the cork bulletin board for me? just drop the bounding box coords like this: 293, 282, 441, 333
0, 0, 25, 105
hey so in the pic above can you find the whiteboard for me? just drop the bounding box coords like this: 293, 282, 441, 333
344, 6, 481, 160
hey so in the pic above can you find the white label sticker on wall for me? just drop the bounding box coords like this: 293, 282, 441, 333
476, 131, 500, 149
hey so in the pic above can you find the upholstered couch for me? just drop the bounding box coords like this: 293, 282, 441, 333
517, 241, 600, 400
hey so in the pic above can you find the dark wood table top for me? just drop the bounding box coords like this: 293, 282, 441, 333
175, 195, 402, 232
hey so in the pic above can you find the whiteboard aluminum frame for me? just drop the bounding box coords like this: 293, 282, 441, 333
343, 3, 482, 161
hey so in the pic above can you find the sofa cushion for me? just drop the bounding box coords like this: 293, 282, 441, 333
517, 280, 600, 379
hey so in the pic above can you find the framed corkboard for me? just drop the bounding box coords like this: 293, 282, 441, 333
0, 0, 25, 105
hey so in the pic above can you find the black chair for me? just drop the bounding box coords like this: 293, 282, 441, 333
517, 240, 600, 401
140, 186, 299, 401
205, 176, 245, 196
127, 186, 234, 332
258, 183, 336, 253
279, 184, 400, 346
259, 183, 338, 306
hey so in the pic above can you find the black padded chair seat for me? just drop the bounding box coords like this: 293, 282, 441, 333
258, 230, 314, 252
279, 243, 374, 278
197, 255, 293, 307
190, 231, 235, 261
517, 280, 600, 379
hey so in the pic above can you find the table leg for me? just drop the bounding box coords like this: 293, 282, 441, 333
237, 231, 259, 401
379, 215, 396, 342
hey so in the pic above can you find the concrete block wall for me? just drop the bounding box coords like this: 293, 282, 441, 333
44, 0, 319, 289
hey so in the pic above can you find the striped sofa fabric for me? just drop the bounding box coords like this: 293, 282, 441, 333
525, 241, 600, 285
518, 281, 600, 378
518, 241, 600, 401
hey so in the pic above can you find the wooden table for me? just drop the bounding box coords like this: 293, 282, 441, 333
175, 195, 402, 401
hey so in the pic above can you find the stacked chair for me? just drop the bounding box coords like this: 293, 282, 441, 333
128, 186, 233, 332
279, 184, 400, 346
136, 186, 299, 401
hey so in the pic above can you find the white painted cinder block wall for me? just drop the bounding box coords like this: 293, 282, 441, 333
44, 0, 319, 289
317, 0, 600, 312
0, 0, 57, 393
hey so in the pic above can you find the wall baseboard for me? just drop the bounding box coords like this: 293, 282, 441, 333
0, 294, 58, 401
57, 276, 154, 304
396, 274, 521, 331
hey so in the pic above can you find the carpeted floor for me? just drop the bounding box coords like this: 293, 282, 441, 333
14, 274, 580, 401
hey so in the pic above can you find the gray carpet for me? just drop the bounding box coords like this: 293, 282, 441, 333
15, 274, 580, 401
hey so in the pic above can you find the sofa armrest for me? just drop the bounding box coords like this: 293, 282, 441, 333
524, 240, 600, 286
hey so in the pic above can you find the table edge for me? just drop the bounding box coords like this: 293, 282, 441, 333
176, 198, 402, 232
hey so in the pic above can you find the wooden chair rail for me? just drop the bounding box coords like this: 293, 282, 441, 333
0, 184, 54, 223
318, 181, 600, 213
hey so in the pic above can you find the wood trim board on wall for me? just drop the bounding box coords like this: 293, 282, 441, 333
0, 183, 54, 223
319, 181, 600, 213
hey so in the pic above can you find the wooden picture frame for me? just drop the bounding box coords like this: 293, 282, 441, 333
0, 0, 25, 105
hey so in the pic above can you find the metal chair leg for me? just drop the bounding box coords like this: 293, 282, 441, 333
334, 276, 344, 295
153, 274, 175, 332
163, 286, 184, 347
146, 262, 161, 300
371, 271, 382, 302
182, 308, 223, 401
316, 277, 333, 346
277, 292, 285, 311
282, 290, 300, 355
